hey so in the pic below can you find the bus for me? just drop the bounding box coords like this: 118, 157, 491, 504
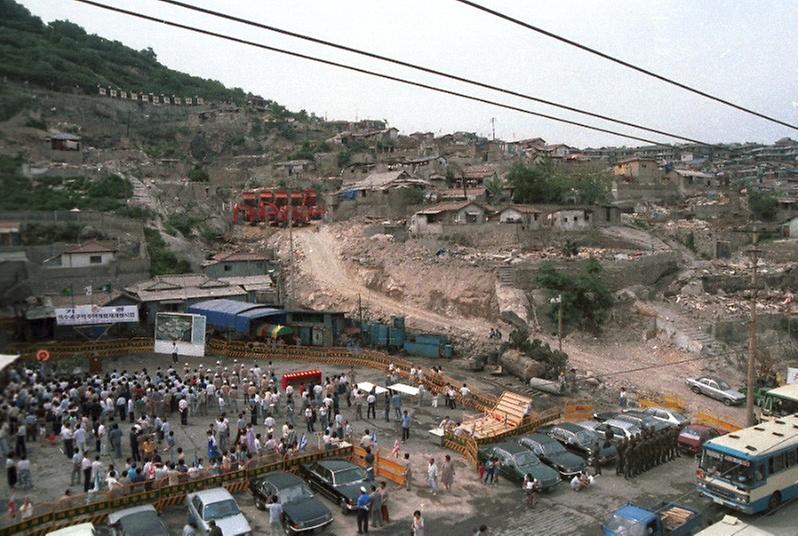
696, 412, 798, 514
756, 384, 798, 418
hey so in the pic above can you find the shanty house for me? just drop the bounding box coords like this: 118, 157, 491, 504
202, 251, 274, 278
338, 170, 428, 199
612, 157, 661, 184
409, 201, 486, 235
498, 205, 542, 228
49, 241, 117, 268
46, 132, 81, 151
547, 208, 593, 231
0, 221, 21, 246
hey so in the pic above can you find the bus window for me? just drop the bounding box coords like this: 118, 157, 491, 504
700, 452, 756, 485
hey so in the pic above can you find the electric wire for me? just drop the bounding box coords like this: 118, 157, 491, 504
72, 0, 672, 145
453, 0, 798, 131
153, 0, 712, 146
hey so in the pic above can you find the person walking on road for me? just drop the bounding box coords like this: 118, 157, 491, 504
391, 391, 402, 420
403, 453, 412, 491
265, 494, 283, 535
356, 486, 370, 534
427, 458, 438, 496
378, 481, 389, 524
401, 410, 411, 442
369, 484, 383, 528
441, 454, 455, 492
411, 510, 425, 536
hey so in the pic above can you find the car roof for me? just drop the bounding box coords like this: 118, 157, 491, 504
522, 433, 558, 444
604, 418, 639, 430
682, 424, 713, 433
46, 523, 96, 536
554, 422, 585, 433
490, 441, 530, 454
108, 504, 158, 524
188, 487, 235, 503
317, 459, 358, 472
258, 471, 304, 488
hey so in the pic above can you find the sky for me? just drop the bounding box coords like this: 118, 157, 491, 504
18, 0, 798, 148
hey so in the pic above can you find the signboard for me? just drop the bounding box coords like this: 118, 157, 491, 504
36, 349, 50, 362
154, 313, 206, 357
787, 367, 798, 385
55, 305, 139, 326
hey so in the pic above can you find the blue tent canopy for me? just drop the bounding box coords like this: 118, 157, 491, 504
187, 299, 285, 333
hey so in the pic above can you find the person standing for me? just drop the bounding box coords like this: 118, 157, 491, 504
109, 424, 122, 459
441, 454, 454, 492
207, 520, 222, 536
265, 494, 283, 535
129, 428, 140, 463
391, 391, 402, 420
179, 397, 189, 425
171, 341, 178, 365
618, 387, 628, 409
5, 454, 17, 490
401, 410, 411, 442
356, 486, 370, 534
364, 447, 375, 482
411, 510, 424, 536
378, 481, 389, 524
366, 392, 376, 420
403, 453, 412, 491
369, 484, 383, 528
70, 450, 82, 486
427, 458, 438, 496
81, 452, 92, 492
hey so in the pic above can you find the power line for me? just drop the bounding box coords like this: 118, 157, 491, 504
72, 0, 668, 145
453, 0, 798, 132
154, 0, 712, 146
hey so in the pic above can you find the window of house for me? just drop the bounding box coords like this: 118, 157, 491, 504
89, 255, 102, 264
224, 264, 232, 272
574, 216, 579, 222
533, 214, 539, 221
466, 213, 478, 223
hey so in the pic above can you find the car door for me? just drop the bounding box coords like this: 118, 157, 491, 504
498, 449, 515, 477
190, 496, 204, 527
698, 379, 712, 397
706, 380, 721, 399
593, 424, 607, 441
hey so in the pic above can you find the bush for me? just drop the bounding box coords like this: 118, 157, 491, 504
536, 259, 614, 332
164, 214, 198, 237
506, 326, 569, 380
144, 227, 191, 275
188, 164, 209, 182
749, 191, 779, 221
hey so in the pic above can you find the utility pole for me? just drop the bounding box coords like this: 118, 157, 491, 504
358, 294, 363, 325
558, 293, 563, 353
490, 117, 496, 141
746, 235, 761, 426
287, 208, 295, 310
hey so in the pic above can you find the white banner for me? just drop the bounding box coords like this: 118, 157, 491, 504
787, 368, 798, 385
55, 305, 139, 326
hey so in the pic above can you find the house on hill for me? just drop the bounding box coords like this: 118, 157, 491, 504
45, 241, 117, 268
612, 157, 661, 184
498, 205, 542, 228
409, 201, 487, 235
46, 132, 81, 151
202, 251, 274, 278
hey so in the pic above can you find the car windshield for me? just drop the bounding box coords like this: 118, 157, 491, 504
669, 411, 686, 421
333, 467, 367, 486
716, 380, 731, 390
203, 499, 241, 520
118, 512, 164, 535
574, 430, 596, 445
279, 484, 313, 503
514, 451, 540, 465
605, 514, 646, 536
542, 441, 566, 455
700, 449, 758, 486
680, 427, 702, 440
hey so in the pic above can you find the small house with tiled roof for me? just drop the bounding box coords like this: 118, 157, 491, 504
498, 205, 542, 228
409, 201, 487, 235
55, 240, 117, 267
202, 250, 274, 278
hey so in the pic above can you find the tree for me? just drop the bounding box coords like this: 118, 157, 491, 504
507, 161, 547, 203
188, 164, 209, 182
536, 259, 613, 332
506, 326, 569, 380
749, 191, 779, 221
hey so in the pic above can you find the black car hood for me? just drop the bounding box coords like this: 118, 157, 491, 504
337, 483, 363, 502
283, 497, 332, 524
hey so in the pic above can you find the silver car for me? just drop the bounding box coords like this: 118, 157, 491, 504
107, 505, 168, 536
686, 376, 745, 406
186, 488, 252, 536
578, 419, 641, 443
631, 407, 688, 427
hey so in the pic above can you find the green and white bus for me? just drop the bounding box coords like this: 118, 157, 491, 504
697, 412, 798, 514
756, 384, 798, 418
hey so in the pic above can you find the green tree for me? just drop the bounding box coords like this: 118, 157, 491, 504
749, 191, 779, 221
507, 161, 547, 203
188, 164, 209, 182
536, 259, 613, 332
506, 326, 569, 380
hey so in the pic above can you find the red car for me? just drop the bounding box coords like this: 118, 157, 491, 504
677, 424, 724, 455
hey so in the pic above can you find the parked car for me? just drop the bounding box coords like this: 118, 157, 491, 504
577, 419, 641, 444
186, 488, 252, 536
626, 407, 689, 428
478, 440, 561, 490
46, 523, 114, 536
597, 411, 671, 432
107, 505, 169, 536
686, 376, 745, 406
544, 422, 618, 465
518, 433, 586, 478
301, 459, 369, 514
250, 471, 333, 534
677, 424, 724, 455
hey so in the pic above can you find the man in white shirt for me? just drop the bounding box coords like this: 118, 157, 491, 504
360, 430, 372, 449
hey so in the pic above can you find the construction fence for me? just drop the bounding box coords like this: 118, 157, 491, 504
351, 446, 407, 487
0, 443, 352, 536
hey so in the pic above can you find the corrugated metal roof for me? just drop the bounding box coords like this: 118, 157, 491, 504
187, 299, 284, 333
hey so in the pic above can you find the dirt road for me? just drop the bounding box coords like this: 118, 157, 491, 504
294, 226, 490, 335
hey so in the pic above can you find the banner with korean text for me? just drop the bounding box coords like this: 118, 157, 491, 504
55, 305, 139, 326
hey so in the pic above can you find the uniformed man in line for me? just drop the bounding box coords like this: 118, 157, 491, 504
616, 438, 626, 476
623, 439, 634, 479
672, 427, 681, 459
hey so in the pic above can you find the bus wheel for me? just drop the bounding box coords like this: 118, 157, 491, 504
768, 492, 781, 511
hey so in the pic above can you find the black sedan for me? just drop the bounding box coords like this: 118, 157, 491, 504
250, 471, 333, 534
518, 433, 586, 478
545, 422, 618, 465
301, 459, 369, 514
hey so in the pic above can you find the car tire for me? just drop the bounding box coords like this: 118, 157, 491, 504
340, 499, 349, 515
691, 386, 701, 394
254, 495, 265, 510
722, 398, 733, 406
768, 491, 782, 511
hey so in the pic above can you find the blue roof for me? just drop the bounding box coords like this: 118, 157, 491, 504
614, 504, 656, 524
187, 299, 285, 333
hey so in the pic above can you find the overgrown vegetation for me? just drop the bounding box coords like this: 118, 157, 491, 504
0, 0, 246, 102
144, 227, 191, 276
748, 190, 779, 222
164, 214, 200, 237
536, 258, 614, 333
20, 223, 107, 245
505, 326, 569, 380
507, 161, 610, 205
0, 155, 133, 210
188, 164, 209, 182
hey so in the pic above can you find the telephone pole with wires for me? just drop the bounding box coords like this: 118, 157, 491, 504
746, 236, 761, 426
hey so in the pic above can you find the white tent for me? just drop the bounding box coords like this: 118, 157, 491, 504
388, 383, 420, 396
0, 354, 20, 372
356, 381, 388, 395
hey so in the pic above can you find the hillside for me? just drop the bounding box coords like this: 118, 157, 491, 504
0, 0, 246, 103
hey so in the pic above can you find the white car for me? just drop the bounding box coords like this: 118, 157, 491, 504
629, 407, 689, 428
108, 505, 168, 536
186, 488, 252, 536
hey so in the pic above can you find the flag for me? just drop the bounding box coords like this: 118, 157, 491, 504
299, 434, 308, 451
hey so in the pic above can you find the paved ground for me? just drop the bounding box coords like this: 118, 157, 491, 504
6, 351, 737, 534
